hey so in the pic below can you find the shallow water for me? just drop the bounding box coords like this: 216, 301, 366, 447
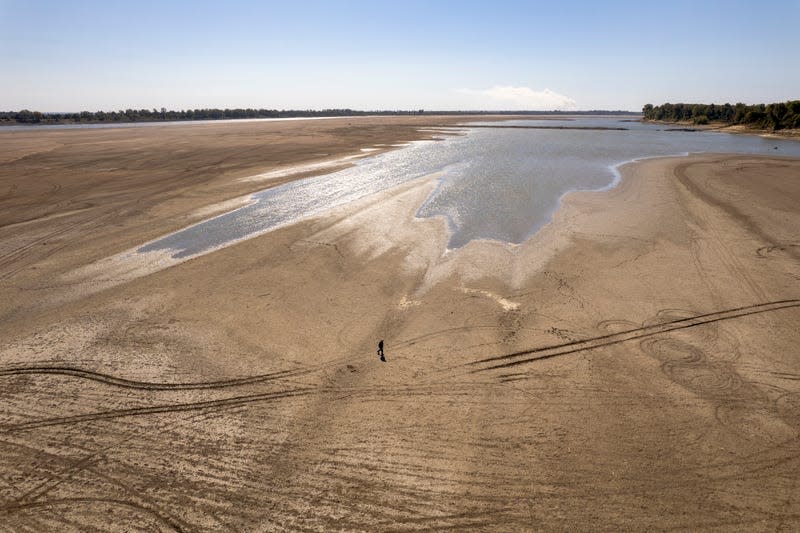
140, 118, 800, 258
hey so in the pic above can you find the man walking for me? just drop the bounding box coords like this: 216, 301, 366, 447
377, 340, 385, 362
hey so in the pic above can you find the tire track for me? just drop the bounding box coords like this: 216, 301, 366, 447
0, 365, 313, 390
3, 387, 315, 432
0, 212, 113, 280
0, 215, 91, 269
673, 158, 800, 263
0, 438, 193, 532
0, 497, 186, 532
0, 351, 361, 391
465, 299, 800, 374
391, 324, 545, 352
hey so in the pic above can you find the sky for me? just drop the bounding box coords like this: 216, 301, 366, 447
1, 0, 799, 112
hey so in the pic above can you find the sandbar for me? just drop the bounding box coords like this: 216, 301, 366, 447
1, 117, 799, 530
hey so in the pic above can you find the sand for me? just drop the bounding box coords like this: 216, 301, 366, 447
1, 117, 799, 531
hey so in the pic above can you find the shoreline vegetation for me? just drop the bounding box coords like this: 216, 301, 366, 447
642, 100, 800, 132
0, 108, 636, 126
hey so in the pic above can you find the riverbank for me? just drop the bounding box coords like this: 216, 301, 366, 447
1, 121, 799, 528
645, 118, 800, 140
0, 115, 476, 293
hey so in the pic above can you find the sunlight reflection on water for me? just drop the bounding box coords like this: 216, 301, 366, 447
139, 118, 800, 257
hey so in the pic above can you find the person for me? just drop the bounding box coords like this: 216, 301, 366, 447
377, 340, 385, 362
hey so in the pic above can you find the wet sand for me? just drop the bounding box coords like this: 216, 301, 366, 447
1, 117, 799, 531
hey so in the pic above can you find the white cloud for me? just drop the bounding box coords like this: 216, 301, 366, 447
456, 85, 577, 110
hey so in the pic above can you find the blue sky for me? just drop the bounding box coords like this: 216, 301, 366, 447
1, 0, 798, 111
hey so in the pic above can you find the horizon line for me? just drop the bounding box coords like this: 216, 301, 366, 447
3, 108, 641, 115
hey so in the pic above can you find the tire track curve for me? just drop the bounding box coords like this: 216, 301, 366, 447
3, 387, 315, 432
0, 365, 312, 390
0, 497, 186, 532
465, 299, 800, 374
0, 212, 113, 280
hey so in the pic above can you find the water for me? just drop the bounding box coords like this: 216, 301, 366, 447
139, 118, 800, 258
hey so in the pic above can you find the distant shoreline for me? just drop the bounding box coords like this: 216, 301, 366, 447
0, 109, 640, 129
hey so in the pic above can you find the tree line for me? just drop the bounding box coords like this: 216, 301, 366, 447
0, 108, 635, 125
642, 100, 800, 129
1, 108, 416, 124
